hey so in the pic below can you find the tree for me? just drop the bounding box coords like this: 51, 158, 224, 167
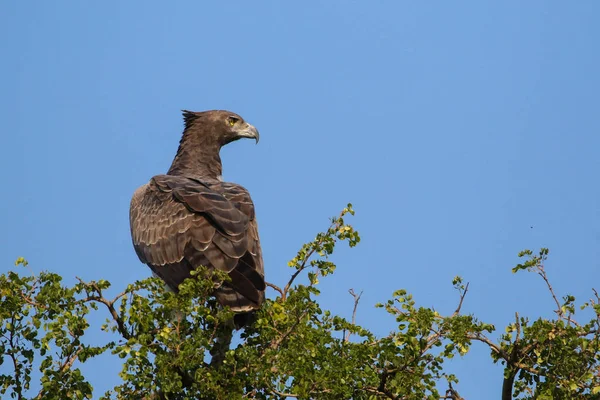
1, 205, 599, 399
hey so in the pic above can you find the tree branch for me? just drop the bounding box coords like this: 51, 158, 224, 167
282, 213, 348, 299
8, 315, 24, 400
466, 333, 539, 375
77, 278, 130, 340
266, 281, 284, 298
501, 368, 517, 400
34, 346, 85, 400
364, 384, 401, 400
345, 289, 363, 342
283, 247, 317, 300
453, 282, 469, 316
536, 262, 565, 320
442, 383, 464, 400
59, 345, 83, 373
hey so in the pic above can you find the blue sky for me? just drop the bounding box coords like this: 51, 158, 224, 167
1, 1, 599, 398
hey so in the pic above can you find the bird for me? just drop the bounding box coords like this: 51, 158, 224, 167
129, 110, 265, 329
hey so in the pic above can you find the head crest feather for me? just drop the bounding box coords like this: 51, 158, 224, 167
181, 110, 199, 130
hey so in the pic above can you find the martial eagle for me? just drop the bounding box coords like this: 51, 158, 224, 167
129, 110, 265, 327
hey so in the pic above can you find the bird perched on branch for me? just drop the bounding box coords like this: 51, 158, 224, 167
129, 110, 265, 330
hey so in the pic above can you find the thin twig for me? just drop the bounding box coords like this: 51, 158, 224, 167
537, 264, 562, 318
345, 289, 363, 342
85, 294, 130, 339
453, 282, 469, 316
282, 215, 345, 299
422, 285, 471, 354
466, 333, 539, 375
76, 278, 130, 340
266, 281, 284, 298
283, 248, 317, 299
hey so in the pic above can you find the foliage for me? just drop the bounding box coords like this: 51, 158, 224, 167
1, 207, 599, 399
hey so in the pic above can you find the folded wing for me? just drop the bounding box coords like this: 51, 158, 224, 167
129, 175, 265, 312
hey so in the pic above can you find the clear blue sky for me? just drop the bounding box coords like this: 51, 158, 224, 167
1, 2, 599, 398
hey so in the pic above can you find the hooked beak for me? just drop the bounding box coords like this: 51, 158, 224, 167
239, 123, 260, 144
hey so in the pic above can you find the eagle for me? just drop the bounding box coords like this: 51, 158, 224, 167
129, 110, 265, 328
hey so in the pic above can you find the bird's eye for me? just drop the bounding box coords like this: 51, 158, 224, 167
228, 116, 239, 126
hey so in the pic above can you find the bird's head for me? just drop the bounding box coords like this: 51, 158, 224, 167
182, 109, 260, 147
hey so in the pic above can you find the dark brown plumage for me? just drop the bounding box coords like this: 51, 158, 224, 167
129, 110, 265, 324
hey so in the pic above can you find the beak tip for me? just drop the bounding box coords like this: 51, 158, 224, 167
253, 127, 260, 144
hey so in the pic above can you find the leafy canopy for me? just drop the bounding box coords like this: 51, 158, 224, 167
1, 206, 599, 399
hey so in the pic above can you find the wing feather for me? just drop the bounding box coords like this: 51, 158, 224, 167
130, 175, 264, 312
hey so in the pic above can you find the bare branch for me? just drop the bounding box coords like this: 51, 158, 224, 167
86, 293, 130, 339
76, 278, 131, 340
536, 262, 563, 318
266, 281, 284, 298
466, 333, 539, 375
423, 284, 471, 354
453, 282, 469, 316
345, 289, 363, 342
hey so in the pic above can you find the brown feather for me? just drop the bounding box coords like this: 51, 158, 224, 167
129, 110, 265, 321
